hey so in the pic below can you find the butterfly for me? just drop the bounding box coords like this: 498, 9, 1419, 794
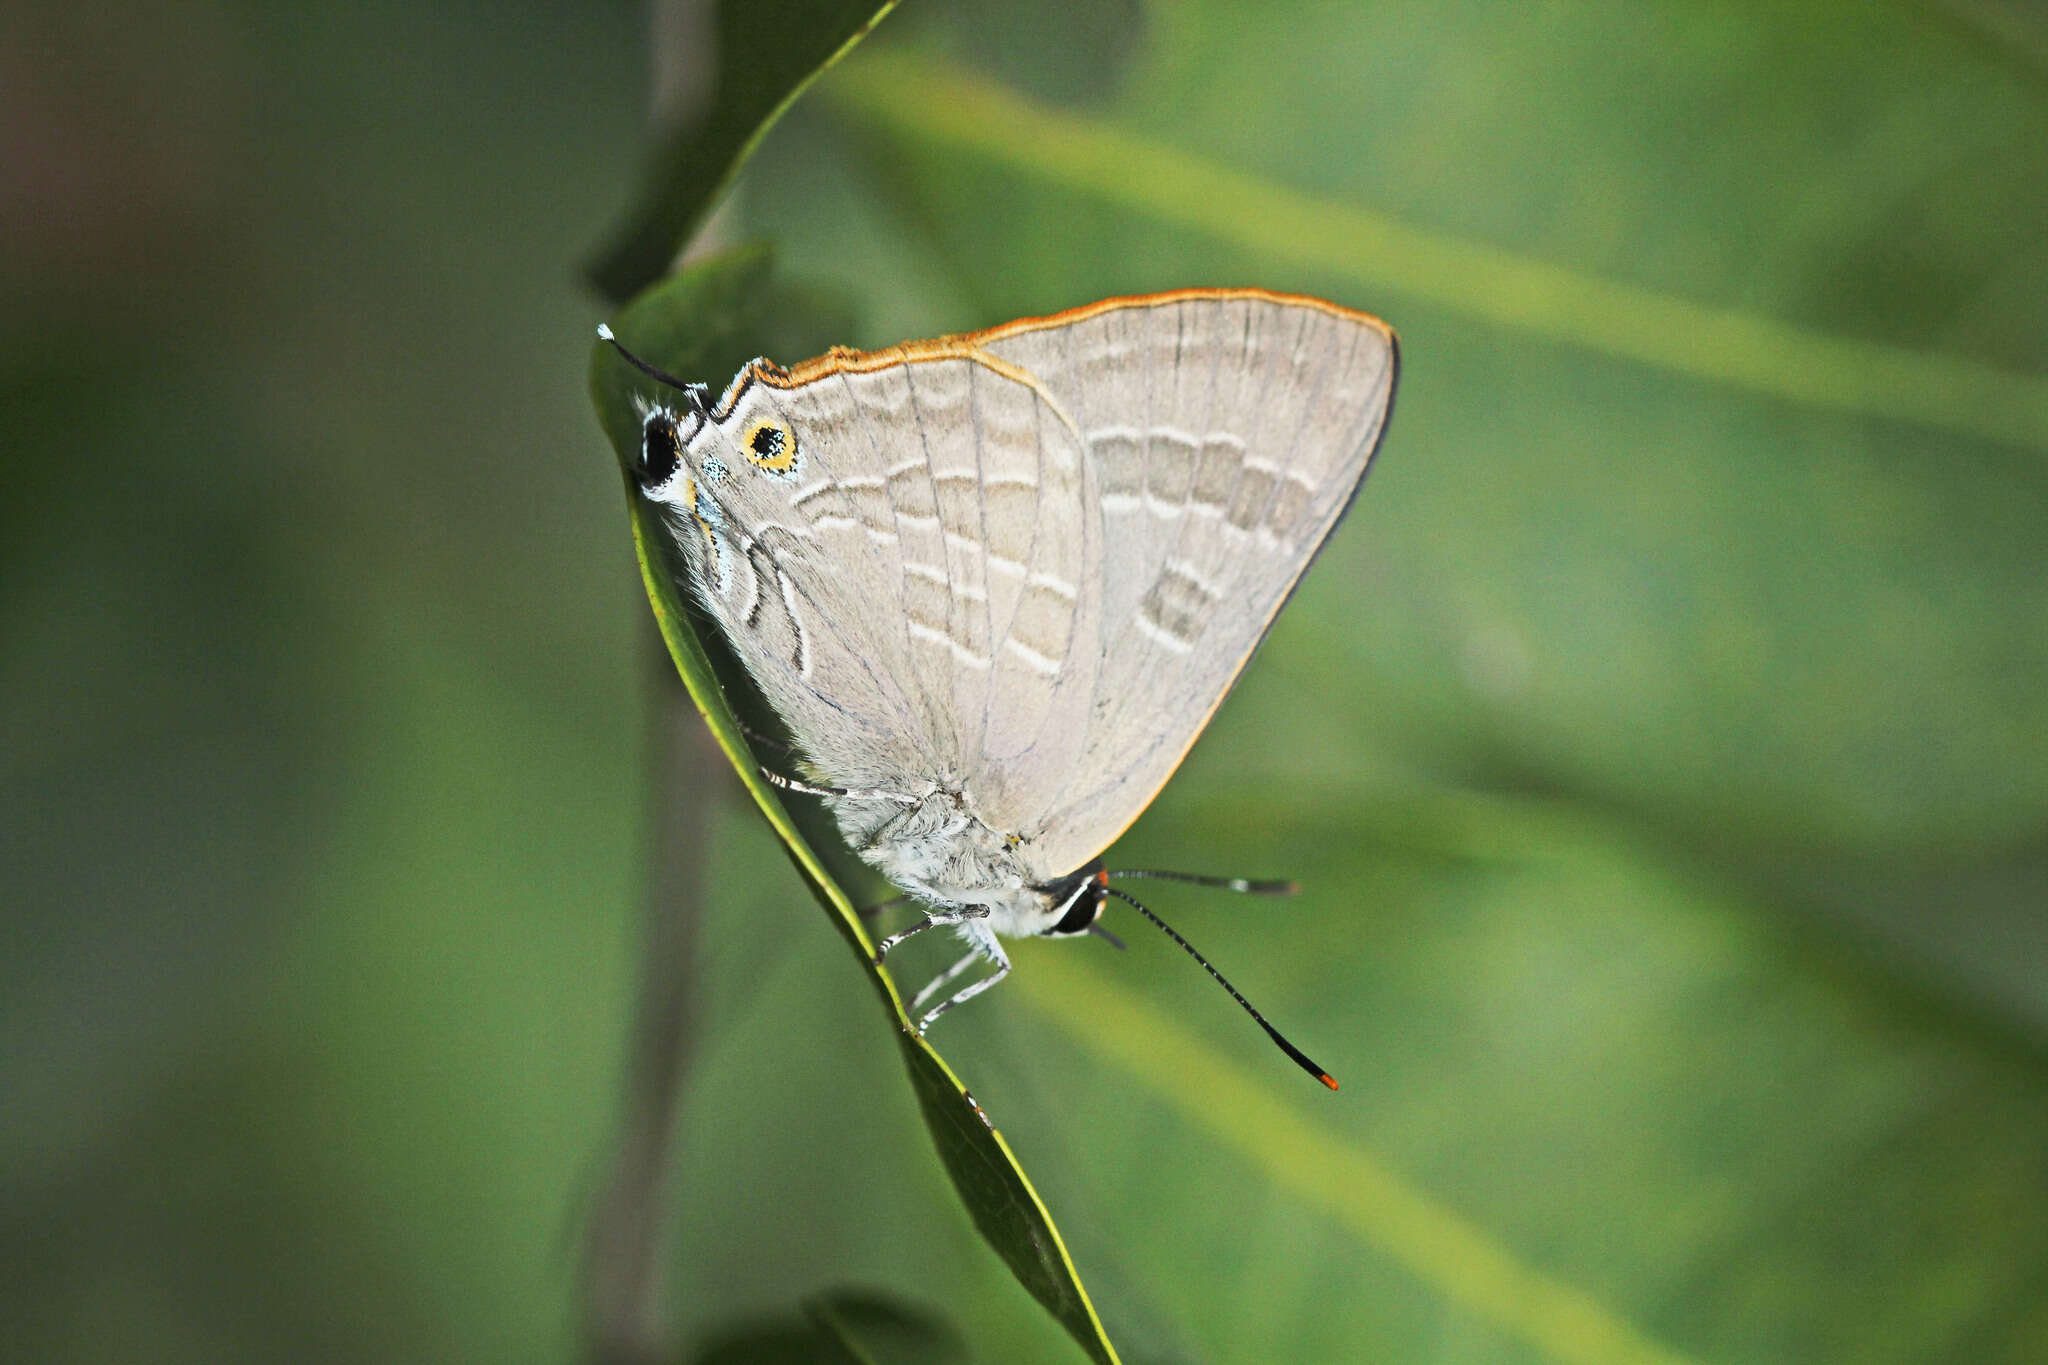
605, 289, 1396, 1087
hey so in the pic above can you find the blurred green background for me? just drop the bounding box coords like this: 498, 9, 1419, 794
6, 1, 2048, 1362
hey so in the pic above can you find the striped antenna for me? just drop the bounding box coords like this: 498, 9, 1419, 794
1109, 868, 1299, 896
1105, 886, 1336, 1091
596, 325, 712, 416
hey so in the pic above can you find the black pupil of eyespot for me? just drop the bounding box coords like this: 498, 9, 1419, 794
641, 420, 682, 488
751, 425, 785, 458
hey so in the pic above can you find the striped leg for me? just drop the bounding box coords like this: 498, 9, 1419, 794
915, 940, 1012, 1033
758, 766, 917, 806
872, 906, 990, 964
911, 949, 984, 1012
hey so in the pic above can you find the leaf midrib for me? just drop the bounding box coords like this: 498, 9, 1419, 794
824, 45, 2048, 455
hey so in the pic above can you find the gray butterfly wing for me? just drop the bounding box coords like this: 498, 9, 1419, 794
974, 291, 1397, 876
656, 290, 1393, 884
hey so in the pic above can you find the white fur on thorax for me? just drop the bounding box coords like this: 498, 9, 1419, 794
829, 789, 1064, 939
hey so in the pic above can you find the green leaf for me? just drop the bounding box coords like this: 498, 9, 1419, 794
824, 48, 2048, 454
747, 8, 2048, 858
669, 761, 2048, 1365
989, 784, 2048, 1364
678, 4, 2048, 1360
584, 0, 901, 303
589, 246, 1121, 1365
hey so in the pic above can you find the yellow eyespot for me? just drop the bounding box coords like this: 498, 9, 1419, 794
741, 418, 799, 473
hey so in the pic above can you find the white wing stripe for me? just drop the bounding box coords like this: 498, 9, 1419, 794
1134, 613, 1196, 654
906, 560, 990, 602
1002, 636, 1062, 675
909, 621, 991, 669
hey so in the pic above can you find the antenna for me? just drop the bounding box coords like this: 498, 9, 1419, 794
1105, 886, 1337, 1091
1109, 868, 1298, 896
595, 324, 711, 413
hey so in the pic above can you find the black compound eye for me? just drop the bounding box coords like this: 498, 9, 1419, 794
1044, 864, 1107, 937
639, 416, 683, 490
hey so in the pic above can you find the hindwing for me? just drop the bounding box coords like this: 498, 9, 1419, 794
646, 290, 1396, 877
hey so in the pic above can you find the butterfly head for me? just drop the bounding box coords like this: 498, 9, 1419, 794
634, 405, 742, 575
634, 406, 695, 497
1037, 861, 1110, 938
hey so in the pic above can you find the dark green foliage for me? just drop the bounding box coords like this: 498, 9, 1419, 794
690, 1289, 969, 1365
585, 0, 901, 302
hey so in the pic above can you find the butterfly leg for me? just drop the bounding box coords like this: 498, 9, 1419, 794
915, 940, 1012, 1034
872, 906, 991, 964
740, 722, 920, 805
758, 765, 919, 806
733, 717, 797, 759
910, 949, 983, 1012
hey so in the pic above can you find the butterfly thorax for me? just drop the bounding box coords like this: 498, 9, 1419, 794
829, 788, 1060, 938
